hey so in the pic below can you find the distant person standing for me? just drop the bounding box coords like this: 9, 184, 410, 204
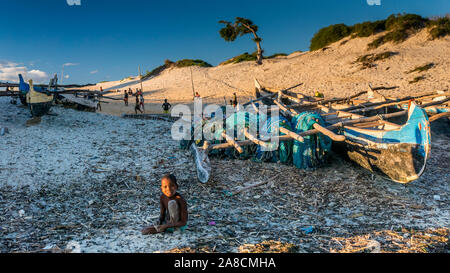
135, 94, 143, 114
128, 88, 132, 96
194, 92, 200, 98
139, 93, 145, 113
162, 99, 171, 114
124, 90, 129, 106
232, 92, 238, 108
96, 96, 102, 111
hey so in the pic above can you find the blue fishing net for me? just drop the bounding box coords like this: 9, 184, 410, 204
180, 110, 332, 171
291, 112, 332, 170
254, 115, 293, 164
217, 111, 265, 160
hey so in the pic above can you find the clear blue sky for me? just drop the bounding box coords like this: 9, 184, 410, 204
1, 0, 448, 84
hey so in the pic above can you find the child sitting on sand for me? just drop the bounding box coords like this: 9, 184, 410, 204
141, 174, 188, 234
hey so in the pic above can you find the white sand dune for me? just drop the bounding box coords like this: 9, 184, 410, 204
86, 28, 449, 116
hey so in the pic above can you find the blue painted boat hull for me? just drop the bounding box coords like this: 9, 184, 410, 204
335, 103, 431, 183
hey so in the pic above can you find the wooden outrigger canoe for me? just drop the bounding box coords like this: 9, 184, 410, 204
322, 103, 431, 183
189, 79, 441, 184
262, 80, 433, 183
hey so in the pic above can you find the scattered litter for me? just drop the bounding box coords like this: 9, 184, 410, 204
43, 244, 57, 250
222, 190, 233, 197
300, 226, 314, 234
18, 210, 25, 217
208, 221, 216, 226
433, 195, 441, 201
66, 241, 81, 253
351, 213, 364, 218
0, 127, 9, 136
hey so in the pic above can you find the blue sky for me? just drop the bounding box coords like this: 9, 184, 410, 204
0, 0, 448, 84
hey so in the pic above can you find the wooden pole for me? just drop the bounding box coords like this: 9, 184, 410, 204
139, 65, 144, 93
190, 67, 195, 99
273, 99, 298, 116
279, 127, 304, 142
429, 112, 450, 122
221, 132, 244, 153
210, 110, 409, 150
312, 123, 346, 142
243, 127, 271, 148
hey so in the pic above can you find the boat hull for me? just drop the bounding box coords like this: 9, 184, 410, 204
342, 141, 426, 183
336, 103, 431, 183
29, 101, 52, 117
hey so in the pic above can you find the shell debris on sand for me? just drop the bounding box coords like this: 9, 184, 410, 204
0, 91, 449, 252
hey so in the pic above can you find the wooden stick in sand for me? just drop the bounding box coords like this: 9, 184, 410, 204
230, 173, 282, 196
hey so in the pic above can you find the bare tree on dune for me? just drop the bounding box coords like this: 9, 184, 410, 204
219, 17, 264, 65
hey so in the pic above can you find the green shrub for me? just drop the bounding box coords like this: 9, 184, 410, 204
142, 64, 167, 80
367, 14, 428, 49
356, 51, 397, 63
219, 51, 288, 65
352, 20, 386, 37
310, 24, 352, 51
265, 53, 288, 59
355, 51, 397, 69
142, 59, 212, 80
220, 52, 257, 65
407, 63, 435, 74
175, 59, 212, 68
427, 17, 450, 39
386, 14, 428, 31
409, 75, 425, 84
309, 13, 449, 51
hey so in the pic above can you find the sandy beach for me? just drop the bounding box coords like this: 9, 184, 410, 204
1, 25, 449, 253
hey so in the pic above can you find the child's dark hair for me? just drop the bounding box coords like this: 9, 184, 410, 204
162, 173, 178, 187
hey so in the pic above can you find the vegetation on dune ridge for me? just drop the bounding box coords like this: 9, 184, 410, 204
142, 58, 212, 80
355, 51, 398, 69
407, 63, 435, 74
219, 52, 288, 65
409, 75, 426, 84
310, 13, 450, 51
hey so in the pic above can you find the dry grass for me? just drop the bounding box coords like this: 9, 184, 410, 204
330, 228, 449, 253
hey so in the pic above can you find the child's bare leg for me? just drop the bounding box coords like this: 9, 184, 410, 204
168, 200, 180, 224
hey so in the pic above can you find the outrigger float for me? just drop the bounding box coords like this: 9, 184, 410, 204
186, 79, 449, 184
